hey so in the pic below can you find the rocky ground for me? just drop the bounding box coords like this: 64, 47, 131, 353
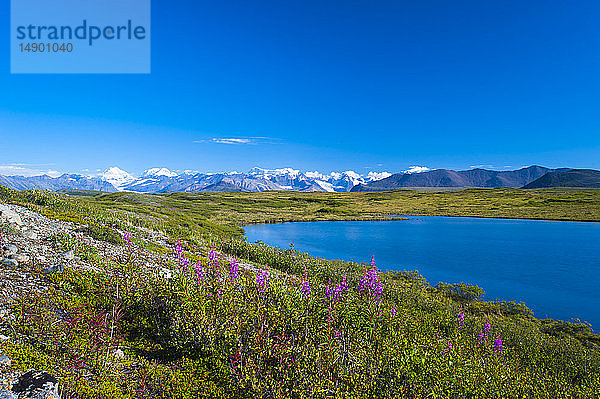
0, 203, 171, 398
0, 201, 266, 398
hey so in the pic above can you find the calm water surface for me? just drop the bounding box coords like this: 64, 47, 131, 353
245, 216, 600, 329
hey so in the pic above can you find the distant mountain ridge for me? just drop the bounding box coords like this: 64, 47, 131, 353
351, 166, 573, 191
0, 174, 118, 192
0, 167, 392, 194
522, 169, 600, 189
2, 166, 599, 193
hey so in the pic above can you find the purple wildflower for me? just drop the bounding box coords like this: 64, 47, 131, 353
359, 256, 384, 301
494, 336, 503, 354
391, 303, 397, 317
209, 249, 217, 262
477, 332, 485, 344
325, 276, 349, 303
457, 311, 465, 328
123, 232, 131, 244
484, 320, 491, 335
256, 269, 269, 293
181, 256, 189, 272
194, 263, 205, 283
301, 278, 310, 298
229, 259, 239, 281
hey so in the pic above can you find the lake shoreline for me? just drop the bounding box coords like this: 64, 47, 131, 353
240, 212, 600, 228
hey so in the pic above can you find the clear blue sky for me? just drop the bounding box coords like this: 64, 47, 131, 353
1, 0, 600, 177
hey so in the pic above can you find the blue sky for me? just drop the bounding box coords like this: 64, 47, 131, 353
1, 0, 600, 177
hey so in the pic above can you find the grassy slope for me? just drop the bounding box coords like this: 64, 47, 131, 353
88, 189, 600, 236
1, 186, 599, 398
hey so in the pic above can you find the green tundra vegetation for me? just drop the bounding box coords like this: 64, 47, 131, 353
1, 186, 599, 398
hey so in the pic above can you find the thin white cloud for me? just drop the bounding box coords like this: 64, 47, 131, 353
213, 138, 251, 144
403, 166, 430, 174
469, 164, 494, 169
194, 136, 282, 145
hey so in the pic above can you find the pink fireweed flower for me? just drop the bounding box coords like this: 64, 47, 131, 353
123, 232, 131, 245
256, 269, 269, 293
194, 263, 205, 283
229, 258, 239, 281
494, 336, 503, 353
484, 320, 491, 335
301, 278, 310, 298
325, 276, 348, 303
181, 256, 190, 272
477, 332, 485, 345
391, 303, 397, 317
359, 256, 384, 301
209, 249, 218, 262
457, 311, 465, 328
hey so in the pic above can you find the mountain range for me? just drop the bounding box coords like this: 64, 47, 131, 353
1, 166, 599, 193
0, 167, 393, 194
351, 166, 570, 191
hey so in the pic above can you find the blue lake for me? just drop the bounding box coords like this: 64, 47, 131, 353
245, 216, 600, 329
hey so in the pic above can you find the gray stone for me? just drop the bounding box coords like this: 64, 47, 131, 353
1, 259, 18, 268
11, 254, 29, 263
41, 264, 64, 274
11, 370, 60, 399
3, 245, 18, 256
0, 210, 23, 226
60, 250, 74, 260
159, 268, 173, 279
0, 389, 17, 399
113, 349, 124, 359
23, 231, 38, 240
0, 334, 10, 342
0, 355, 11, 367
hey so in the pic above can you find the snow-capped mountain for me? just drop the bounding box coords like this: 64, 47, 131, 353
121, 167, 394, 193
0, 166, 394, 193
142, 167, 178, 178
100, 167, 135, 190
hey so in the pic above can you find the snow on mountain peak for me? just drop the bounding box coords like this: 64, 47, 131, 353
101, 167, 135, 189
249, 167, 300, 178
143, 167, 178, 178
305, 171, 328, 180
367, 171, 392, 181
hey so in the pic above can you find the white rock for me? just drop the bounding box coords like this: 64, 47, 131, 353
0, 389, 17, 399
0, 355, 11, 367
12, 253, 30, 263
61, 250, 74, 260
4, 244, 18, 255
23, 231, 38, 240
1, 209, 23, 226
159, 268, 173, 279
1, 258, 18, 267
